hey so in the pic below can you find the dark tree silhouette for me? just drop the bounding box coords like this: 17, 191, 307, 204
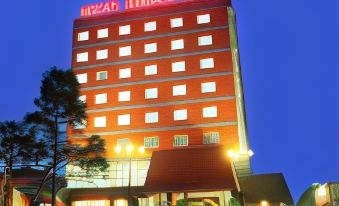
25, 67, 109, 205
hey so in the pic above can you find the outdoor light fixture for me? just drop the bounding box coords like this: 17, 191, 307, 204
227, 149, 254, 159
247, 149, 254, 157
126, 145, 134, 154
318, 185, 327, 197
261, 200, 268, 206
138, 146, 145, 154
114, 145, 122, 154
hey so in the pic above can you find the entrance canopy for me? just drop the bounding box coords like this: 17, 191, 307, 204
144, 145, 237, 193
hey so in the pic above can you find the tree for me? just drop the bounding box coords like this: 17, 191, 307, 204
0, 121, 32, 206
25, 67, 109, 205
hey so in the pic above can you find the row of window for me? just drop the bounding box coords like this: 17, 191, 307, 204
76, 35, 213, 62
75, 106, 218, 129
75, 57, 215, 83
77, 14, 211, 42
143, 132, 220, 148
79, 82, 216, 104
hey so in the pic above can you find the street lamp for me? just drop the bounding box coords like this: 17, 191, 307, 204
114, 144, 145, 205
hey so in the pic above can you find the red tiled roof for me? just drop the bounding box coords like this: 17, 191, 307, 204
144, 145, 236, 192
74, 0, 231, 28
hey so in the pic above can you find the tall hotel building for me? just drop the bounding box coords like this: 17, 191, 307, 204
67, 0, 252, 205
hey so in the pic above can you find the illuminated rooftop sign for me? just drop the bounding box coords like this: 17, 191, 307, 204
81, 0, 175, 17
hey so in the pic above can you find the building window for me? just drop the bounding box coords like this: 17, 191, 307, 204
145, 64, 157, 75
73, 120, 87, 130
74, 200, 108, 206
197, 14, 210, 24
95, 93, 107, 104
144, 43, 157, 53
118, 114, 130, 126
171, 18, 183, 28
173, 85, 186, 96
76, 52, 88, 62
144, 137, 159, 148
171, 39, 184, 50
77, 31, 89, 41
201, 82, 216, 93
76, 73, 87, 84
96, 49, 108, 60
97, 28, 108, 39
200, 58, 214, 69
79, 95, 86, 103
145, 112, 158, 123
172, 61, 185, 72
174, 109, 187, 121
203, 132, 220, 144
96, 71, 108, 81
145, 88, 158, 99
174, 135, 188, 146
144, 21, 156, 32
198, 35, 213, 46
94, 116, 106, 128
119, 46, 131, 56
203, 106, 218, 118
119, 68, 131, 79
117, 138, 130, 147
118, 91, 131, 102
119, 25, 131, 35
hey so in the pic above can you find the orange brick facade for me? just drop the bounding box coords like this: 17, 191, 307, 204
69, 0, 241, 158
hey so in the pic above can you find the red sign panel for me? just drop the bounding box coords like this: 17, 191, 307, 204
80, 0, 175, 17
81, 1, 120, 17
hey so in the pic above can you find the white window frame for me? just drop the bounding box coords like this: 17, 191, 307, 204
119, 46, 131, 57
172, 61, 186, 72
95, 93, 107, 104
144, 137, 159, 148
174, 109, 187, 121
170, 18, 183, 28
97, 28, 108, 39
96, 71, 108, 81
198, 35, 213, 46
119, 25, 131, 35
197, 14, 211, 24
171, 39, 184, 50
145, 112, 159, 123
172, 85, 186, 96
76, 52, 88, 63
145, 88, 158, 99
79, 95, 86, 103
201, 82, 216, 93
145, 65, 157, 76
173, 135, 188, 146
200, 58, 214, 69
119, 68, 131, 79
118, 114, 131, 126
203, 132, 220, 144
144, 21, 157, 32
78, 31, 89, 41
203, 106, 218, 118
96, 49, 108, 60
118, 91, 131, 102
144, 43, 157, 53
76, 73, 87, 84
94, 116, 106, 128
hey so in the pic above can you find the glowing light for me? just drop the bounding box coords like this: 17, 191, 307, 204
114, 145, 122, 154
318, 185, 327, 197
247, 149, 254, 157
261, 200, 268, 206
227, 150, 239, 159
138, 146, 145, 154
126, 145, 134, 154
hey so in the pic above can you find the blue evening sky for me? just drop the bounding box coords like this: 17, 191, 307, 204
0, 0, 338, 201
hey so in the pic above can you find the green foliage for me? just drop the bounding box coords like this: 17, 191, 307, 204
229, 198, 241, 206
177, 199, 187, 206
